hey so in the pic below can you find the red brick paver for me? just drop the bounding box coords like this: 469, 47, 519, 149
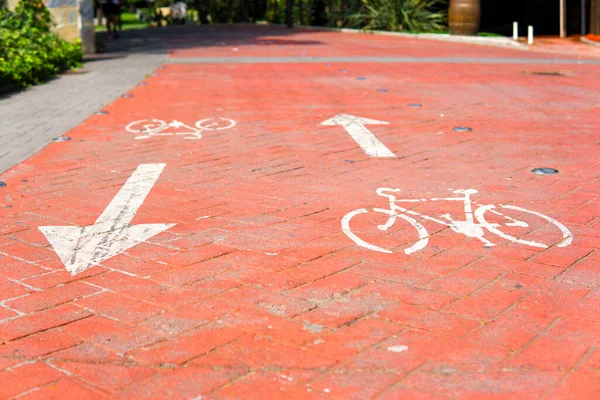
1, 26, 599, 398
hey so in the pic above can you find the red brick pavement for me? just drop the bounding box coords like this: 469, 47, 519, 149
164, 25, 600, 60
1, 26, 599, 398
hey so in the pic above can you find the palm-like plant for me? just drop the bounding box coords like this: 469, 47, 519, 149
343, 0, 447, 33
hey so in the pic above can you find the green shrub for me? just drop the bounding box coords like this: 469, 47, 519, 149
0, 0, 83, 91
332, 0, 447, 33
14, 0, 52, 31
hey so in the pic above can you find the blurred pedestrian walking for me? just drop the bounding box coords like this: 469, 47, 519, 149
100, 0, 121, 39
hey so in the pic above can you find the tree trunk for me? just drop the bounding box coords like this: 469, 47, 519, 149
286, 0, 293, 27
592, 0, 600, 34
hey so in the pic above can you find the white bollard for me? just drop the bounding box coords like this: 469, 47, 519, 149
513, 22, 518, 40
528, 25, 534, 45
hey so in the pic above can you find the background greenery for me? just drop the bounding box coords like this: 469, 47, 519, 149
0, 0, 83, 91
331, 0, 447, 32
112, 0, 449, 32
95, 11, 151, 31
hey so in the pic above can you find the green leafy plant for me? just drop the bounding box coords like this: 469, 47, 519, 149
333, 0, 447, 33
14, 0, 52, 31
0, 0, 83, 91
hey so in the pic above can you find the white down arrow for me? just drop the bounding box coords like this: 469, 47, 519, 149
39, 163, 175, 276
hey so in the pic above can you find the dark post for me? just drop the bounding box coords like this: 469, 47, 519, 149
286, 0, 293, 28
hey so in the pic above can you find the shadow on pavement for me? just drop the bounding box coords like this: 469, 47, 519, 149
93, 24, 326, 58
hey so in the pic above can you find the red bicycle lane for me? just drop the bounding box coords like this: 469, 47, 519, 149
0, 30, 600, 399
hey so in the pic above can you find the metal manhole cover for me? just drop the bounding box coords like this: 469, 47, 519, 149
453, 126, 473, 132
532, 167, 559, 175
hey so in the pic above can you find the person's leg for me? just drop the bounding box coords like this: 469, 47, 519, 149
102, 5, 113, 38
112, 14, 120, 38
110, 3, 120, 38
102, 8, 110, 33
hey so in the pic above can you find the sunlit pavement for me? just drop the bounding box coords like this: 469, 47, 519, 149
1, 25, 600, 399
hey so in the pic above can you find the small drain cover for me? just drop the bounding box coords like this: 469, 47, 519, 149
408, 103, 422, 107
53, 136, 71, 142
532, 167, 559, 175
453, 126, 473, 132
95, 110, 109, 115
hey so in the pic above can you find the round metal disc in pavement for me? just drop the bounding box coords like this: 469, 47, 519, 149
532, 167, 559, 175
453, 126, 473, 132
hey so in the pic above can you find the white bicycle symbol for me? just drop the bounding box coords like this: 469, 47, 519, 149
342, 188, 573, 255
125, 118, 236, 140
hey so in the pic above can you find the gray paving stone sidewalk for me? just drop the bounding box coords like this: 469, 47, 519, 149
0, 30, 166, 174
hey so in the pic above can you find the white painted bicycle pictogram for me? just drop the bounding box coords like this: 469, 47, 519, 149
126, 117, 236, 140
195, 118, 236, 131
342, 188, 573, 255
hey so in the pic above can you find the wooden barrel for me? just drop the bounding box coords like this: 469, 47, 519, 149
449, 0, 480, 36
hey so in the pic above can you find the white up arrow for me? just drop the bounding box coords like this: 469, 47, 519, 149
320, 114, 395, 158
39, 164, 175, 276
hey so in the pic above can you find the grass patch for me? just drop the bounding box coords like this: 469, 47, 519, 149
477, 32, 503, 37
415, 30, 503, 37
95, 12, 149, 31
